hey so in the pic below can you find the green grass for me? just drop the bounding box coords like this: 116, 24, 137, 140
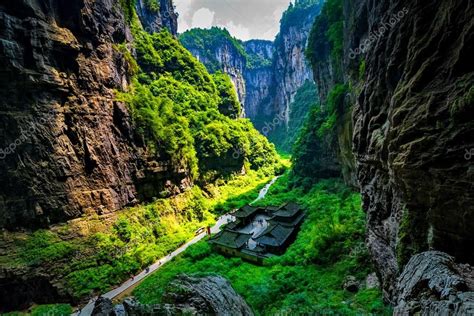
1, 165, 282, 308
133, 174, 391, 315
3, 304, 72, 316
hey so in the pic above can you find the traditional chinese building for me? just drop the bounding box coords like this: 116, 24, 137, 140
209, 203, 305, 264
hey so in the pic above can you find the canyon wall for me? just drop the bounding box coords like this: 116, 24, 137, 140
243, 40, 274, 119
180, 28, 247, 110
301, 0, 474, 307
135, 0, 178, 35
0, 0, 186, 229
350, 0, 474, 299
272, 5, 319, 125
180, 1, 323, 145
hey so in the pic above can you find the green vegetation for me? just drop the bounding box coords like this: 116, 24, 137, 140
116, 10, 279, 182
290, 84, 348, 188
144, 0, 160, 12
306, 0, 344, 76
2, 7, 283, 308
0, 169, 278, 306
359, 60, 366, 79
179, 27, 247, 72
268, 81, 319, 153
279, 0, 324, 35
212, 71, 242, 118
292, 0, 350, 188
276, 0, 323, 51
133, 174, 389, 315
245, 40, 273, 69
3, 304, 72, 316
180, 28, 273, 71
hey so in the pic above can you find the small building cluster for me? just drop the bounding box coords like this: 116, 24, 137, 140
208, 203, 305, 264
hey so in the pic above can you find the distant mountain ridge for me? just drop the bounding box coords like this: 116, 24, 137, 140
179, 0, 324, 150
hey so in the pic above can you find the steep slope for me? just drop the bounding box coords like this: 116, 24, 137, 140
179, 27, 247, 109
0, 0, 277, 228
271, 0, 322, 126
243, 40, 274, 119
0, 0, 280, 311
179, 0, 324, 151
297, 0, 474, 309
0, 0, 146, 229
134, 0, 178, 35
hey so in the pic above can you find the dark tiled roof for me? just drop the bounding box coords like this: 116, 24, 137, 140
209, 230, 251, 249
254, 224, 294, 247
226, 220, 241, 231
265, 206, 280, 212
274, 202, 301, 217
234, 205, 260, 218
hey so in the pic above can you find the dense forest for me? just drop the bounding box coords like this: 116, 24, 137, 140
0, 0, 472, 315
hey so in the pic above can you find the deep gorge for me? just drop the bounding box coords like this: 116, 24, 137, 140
0, 0, 472, 315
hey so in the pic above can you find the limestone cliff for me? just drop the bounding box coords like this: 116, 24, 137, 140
350, 0, 474, 299
243, 40, 273, 119
180, 1, 323, 148
180, 27, 247, 110
301, 0, 474, 308
135, 0, 178, 35
0, 0, 185, 229
272, 2, 320, 126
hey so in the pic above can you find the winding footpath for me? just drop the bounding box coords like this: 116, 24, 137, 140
73, 176, 279, 316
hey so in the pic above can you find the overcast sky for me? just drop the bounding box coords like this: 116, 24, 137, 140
174, 0, 293, 41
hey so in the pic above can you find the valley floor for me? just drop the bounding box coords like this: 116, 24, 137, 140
0, 167, 279, 315
132, 174, 391, 315
2, 164, 390, 315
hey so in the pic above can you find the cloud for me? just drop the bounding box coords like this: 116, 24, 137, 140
191, 8, 215, 29
174, 0, 292, 41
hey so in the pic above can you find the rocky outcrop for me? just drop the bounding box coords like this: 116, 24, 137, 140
243, 40, 274, 119
180, 28, 247, 109
0, 0, 189, 229
92, 275, 254, 316
349, 0, 474, 299
135, 0, 178, 35
180, 2, 322, 139
303, 0, 474, 304
272, 11, 317, 126
394, 251, 474, 315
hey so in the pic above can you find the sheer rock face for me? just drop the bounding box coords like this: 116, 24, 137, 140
181, 5, 320, 131
135, 0, 178, 35
394, 251, 474, 315
0, 0, 189, 229
92, 275, 254, 316
243, 40, 274, 119
307, 0, 473, 304
349, 0, 474, 299
186, 43, 247, 110
272, 16, 316, 126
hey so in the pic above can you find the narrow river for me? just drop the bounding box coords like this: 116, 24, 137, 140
73, 176, 280, 316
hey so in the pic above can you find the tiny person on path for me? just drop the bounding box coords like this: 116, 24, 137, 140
146, 267, 150, 273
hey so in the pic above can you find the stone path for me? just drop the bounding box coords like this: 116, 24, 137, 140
73, 176, 279, 316
73, 214, 233, 316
